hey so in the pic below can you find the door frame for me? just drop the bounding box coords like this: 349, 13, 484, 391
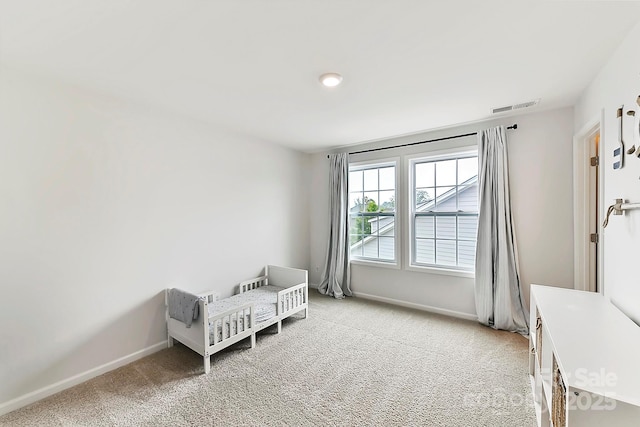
573, 111, 605, 293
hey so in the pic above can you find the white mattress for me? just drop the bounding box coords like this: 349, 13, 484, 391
209, 285, 286, 321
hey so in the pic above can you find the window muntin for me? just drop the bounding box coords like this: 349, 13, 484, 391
411, 153, 478, 270
349, 163, 396, 262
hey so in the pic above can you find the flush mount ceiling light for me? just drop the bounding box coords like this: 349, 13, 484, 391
319, 73, 343, 88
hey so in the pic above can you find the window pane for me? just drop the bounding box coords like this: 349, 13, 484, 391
378, 237, 395, 260
415, 216, 434, 238
415, 162, 435, 187
349, 216, 358, 234
379, 190, 395, 212
349, 170, 363, 192
363, 192, 378, 211
370, 216, 381, 234
415, 187, 434, 209
458, 240, 476, 269
350, 214, 364, 237
362, 217, 374, 237
375, 217, 394, 237
363, 169, 378, 191
350, 237, 363, 256
435, 159, 456, 186
435, 216, 456, 239
363, 237, 379, 258
458, 216, 478, 240
415, 239, 435, 264
349, 193, 362, 213
379, 167, 395, 191
457, 182, 478, 212
458, 157, 478, 185
435, 187, 455, 211
436, 240, 456, 266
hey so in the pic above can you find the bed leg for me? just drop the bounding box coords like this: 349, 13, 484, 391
304, 307, 308, 319
251, 333, 256, 349
167, 335, 174, 348
204, 356, 211, 374
277, 320, 282, 334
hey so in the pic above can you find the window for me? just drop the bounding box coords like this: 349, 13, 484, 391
410, 152, 478, 270
349, 162, 396, 262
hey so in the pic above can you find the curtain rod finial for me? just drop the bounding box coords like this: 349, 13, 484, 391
508, 124, 518, 130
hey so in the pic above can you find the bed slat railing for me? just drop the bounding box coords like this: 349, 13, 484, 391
277, 282, 308, 316
239, 275, 268, 293
208, 303, 255, 347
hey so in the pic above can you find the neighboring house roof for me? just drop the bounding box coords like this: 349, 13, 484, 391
350, 176, 478, 251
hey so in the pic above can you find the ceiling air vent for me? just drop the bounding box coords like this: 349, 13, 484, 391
492, 98, 540, 114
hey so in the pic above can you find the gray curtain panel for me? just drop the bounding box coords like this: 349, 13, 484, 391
475, 126, 529, 335
318, 153, 352, 299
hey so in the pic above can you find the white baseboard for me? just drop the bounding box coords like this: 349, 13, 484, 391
309, 282, 319, 290
352, 291, 478, 322
0, 341, 167, 417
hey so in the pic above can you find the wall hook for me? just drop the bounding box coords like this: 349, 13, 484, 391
603, 198, 640, 228
614, 106, 625, 169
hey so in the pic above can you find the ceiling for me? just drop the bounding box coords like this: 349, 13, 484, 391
1, 1, 640, 152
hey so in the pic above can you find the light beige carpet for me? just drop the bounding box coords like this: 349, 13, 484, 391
1, 293, 536, 426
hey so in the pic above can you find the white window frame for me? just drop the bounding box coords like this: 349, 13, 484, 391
348, 158, 400, 269
405, 147, 478, 278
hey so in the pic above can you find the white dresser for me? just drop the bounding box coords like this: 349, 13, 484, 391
529, 284, 640, 426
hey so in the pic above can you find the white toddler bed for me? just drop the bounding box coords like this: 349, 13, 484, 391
166, 265, 308, 373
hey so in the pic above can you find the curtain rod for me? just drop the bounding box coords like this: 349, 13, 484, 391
327, 124, 517, 158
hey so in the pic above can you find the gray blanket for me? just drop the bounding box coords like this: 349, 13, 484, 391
168, 288, 200, 328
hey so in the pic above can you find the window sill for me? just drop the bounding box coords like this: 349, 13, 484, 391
350, 258, 400, 270
405, 264, 475, 279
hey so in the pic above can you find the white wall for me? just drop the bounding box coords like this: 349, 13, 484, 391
0, 65, 310, 409
309, 107, 575, 318
575, 20, 640, 324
